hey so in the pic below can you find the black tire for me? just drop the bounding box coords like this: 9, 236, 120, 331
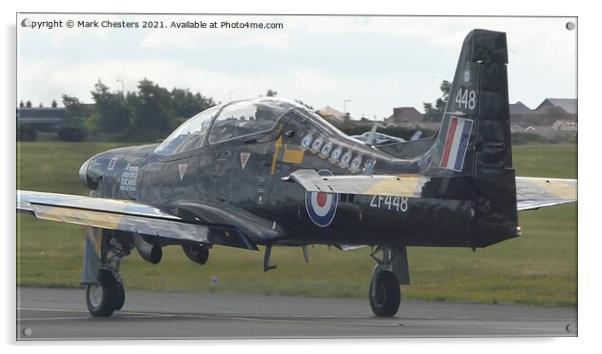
112, 280, 125, 310
369, 269, 401, 317
86, 269, 122, 317
86, 280, 114, 317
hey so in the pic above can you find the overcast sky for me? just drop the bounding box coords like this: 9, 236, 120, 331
17, 14, 576, 119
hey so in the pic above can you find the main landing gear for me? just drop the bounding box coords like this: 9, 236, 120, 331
85, 231, 130, 317
86, 269, 125, 316
368, 246, 408, 317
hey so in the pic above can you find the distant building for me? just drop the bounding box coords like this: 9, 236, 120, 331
510, 98, 577, 128
535, 98, 577, 115
510, 101, 533, 125
552, 119, 577, 131
359, 116, 384, 124
316, 106, 348, 123
509, 101, 531, 115
530, 98, 577, 126
384, 107, 423, 126
16, 107, 67, 129
416, 122, 442, 133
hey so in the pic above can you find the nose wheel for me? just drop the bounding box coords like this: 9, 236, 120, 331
86, 269, 125, 317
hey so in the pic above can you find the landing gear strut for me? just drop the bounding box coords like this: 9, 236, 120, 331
368, 246, 402, 317
85, 230, 130, 317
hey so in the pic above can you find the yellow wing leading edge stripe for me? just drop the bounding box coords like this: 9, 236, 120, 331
32, 205, 124, 230
363, 176, 429, 198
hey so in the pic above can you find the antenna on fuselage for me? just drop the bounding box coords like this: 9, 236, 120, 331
366, 116, 385, 145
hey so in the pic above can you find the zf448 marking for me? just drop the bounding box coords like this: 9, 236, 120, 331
369, 195, 409, 213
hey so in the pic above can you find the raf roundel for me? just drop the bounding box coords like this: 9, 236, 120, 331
305, 170, 338, 227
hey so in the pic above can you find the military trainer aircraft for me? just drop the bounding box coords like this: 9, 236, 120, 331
17, 29, 577, 317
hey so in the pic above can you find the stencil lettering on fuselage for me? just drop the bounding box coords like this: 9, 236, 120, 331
119, 164, 139, 192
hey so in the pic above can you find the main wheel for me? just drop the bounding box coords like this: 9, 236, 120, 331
111, 280, 125, 310
86, 269, 123, 317
86, 282, 114, 317
369, 268, 401, 317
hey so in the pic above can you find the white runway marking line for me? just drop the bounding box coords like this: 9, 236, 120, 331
17, 307, 402, 327
173, 313, 404, 327
19, 316, 95, 321
397, 319, 571, 333
19, 307, 89, 313
18, 307, 570, 333
17, 307, 175, 321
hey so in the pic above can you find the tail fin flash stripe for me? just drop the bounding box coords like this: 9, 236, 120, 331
440, 116, 473, 172
440, 116, 458, 168
454, 118, 473, 171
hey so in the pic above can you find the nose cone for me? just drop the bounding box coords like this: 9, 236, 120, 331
79, 156, 96, 189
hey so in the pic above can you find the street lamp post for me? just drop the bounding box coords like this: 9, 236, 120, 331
343, 99, 351, 113
116, 79, 124, 98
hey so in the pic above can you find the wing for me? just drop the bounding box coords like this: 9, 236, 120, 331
515, 177, 577, 211
283, 169, 428, 198
17, 190, 258, 250
285, 170, 577, 211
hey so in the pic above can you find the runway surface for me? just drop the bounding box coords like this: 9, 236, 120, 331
17, 287, 577, 340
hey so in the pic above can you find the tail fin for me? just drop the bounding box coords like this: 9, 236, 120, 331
422, 29, 518, 246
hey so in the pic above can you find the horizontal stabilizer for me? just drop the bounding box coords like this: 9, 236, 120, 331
515, 177, 577, 211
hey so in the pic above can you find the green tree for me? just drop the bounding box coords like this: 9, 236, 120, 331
423, 80, 451, 122
61, 95, 85, 127
266, 89, 278, 97
129, 79, 172, 133
59, 95, 87, 141
170, 88, 215, 119
91, 80, 130, 133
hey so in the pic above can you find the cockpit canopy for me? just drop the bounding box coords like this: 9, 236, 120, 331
154, 98, 300, 156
